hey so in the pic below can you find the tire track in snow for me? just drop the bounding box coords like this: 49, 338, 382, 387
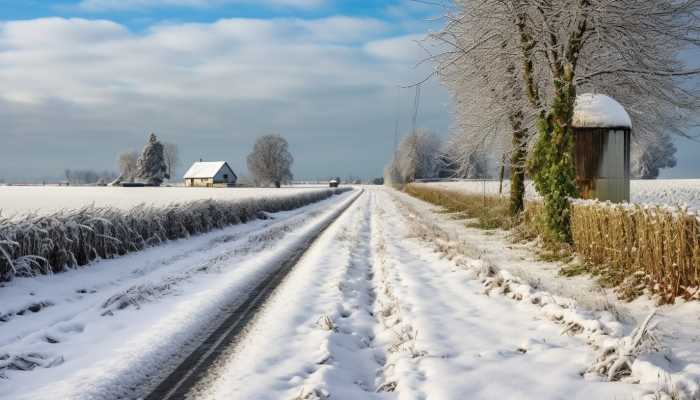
185, 191, 398, 400
369, 191, 428, 400
287, 190, 390, 399
145, 190, 364, 400
376, 188, 648, 399
1, 191, 356, 400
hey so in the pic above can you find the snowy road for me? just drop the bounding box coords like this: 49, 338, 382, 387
1, 187, 684, 399
183, 188, 649, 400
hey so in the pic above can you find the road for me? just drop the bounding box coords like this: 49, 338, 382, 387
145, 188, 645, 400
145, 190, 363, 399
1, 188, 656, 399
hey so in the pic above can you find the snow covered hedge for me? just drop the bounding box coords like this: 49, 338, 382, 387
0, 188, 350, 281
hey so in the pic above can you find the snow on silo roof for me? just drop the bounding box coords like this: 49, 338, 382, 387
572, 93, 632, 129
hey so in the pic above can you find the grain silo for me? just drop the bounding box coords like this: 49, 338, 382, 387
572, 93, 632, 203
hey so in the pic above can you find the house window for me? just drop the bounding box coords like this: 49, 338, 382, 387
223, 174, 228, 180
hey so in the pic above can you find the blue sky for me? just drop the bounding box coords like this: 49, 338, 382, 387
0, 0, 451, 181
0, 0, 430, 30
0, 0, 697, 181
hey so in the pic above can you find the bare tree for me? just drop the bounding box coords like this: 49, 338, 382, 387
432, 0, 700, 240
118, 151, 139, 182
432, 2, 544, 215
394, 129, 443, 183
163, 142, 180, 180
246, 134, 294, 188
384, 159, 403, 186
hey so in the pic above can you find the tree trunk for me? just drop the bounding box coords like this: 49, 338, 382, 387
529, 68, 578, 242
509, 115, 527, 217
497, 152, 506, 195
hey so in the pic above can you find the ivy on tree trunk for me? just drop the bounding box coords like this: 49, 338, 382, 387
509, 112, 527, 216
529, 67, 578, 242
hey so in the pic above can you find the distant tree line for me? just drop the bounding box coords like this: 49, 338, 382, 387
64, 169, 118, 185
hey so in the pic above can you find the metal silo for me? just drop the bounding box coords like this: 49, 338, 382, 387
572, 94, 632, 203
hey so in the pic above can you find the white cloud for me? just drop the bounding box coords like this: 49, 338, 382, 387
365, 34, 430, 63
0, 17, 397, 104
76, 0, 325, 12
0, 17, 449, 180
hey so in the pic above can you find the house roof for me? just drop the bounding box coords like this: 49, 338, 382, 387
183, 161, 233, 179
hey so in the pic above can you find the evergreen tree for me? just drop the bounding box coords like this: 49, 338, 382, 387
136, 133, 169, 186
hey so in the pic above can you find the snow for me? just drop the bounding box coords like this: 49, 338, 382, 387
393, 188, 700, 399
182, 188, 698, 399
0, 190, 357, 399
573, 93, 632, 128
422, 179, 700, 213
631, 179, 700, 212
2, 187, 699, 399
0, 185, 331, 217
182, 161, 230, 179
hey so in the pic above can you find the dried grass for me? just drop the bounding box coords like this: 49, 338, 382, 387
571, 202, 700, 303
0, 188, 349, 281
403, 185, 514, 230
403, 184, 700, 303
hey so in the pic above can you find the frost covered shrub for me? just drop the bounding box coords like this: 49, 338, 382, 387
570, 202, 700, 303
0, 188, 350, 281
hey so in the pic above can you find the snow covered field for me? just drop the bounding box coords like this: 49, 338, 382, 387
422, 179, 700, 212
1, 187, 698, 399
631, 179, 700, 212
0, 190, 358, 399
0, 185, 331, 217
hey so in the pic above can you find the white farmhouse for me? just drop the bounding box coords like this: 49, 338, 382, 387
183, 161, 237, 187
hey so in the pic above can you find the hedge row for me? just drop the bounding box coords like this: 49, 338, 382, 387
0, 188, 350, 281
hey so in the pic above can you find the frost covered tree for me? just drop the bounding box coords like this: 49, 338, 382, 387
433, 5, 535, 215
632, 134, 678, 179
394, 129, 442, 183
117, 150, 139, 182
63, 169, 116, 185
247, 134, 294, 188
135, 133, 169, 186
163, 142, 180, 180
383, 159, 403, 186
432, 0, 700, 241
